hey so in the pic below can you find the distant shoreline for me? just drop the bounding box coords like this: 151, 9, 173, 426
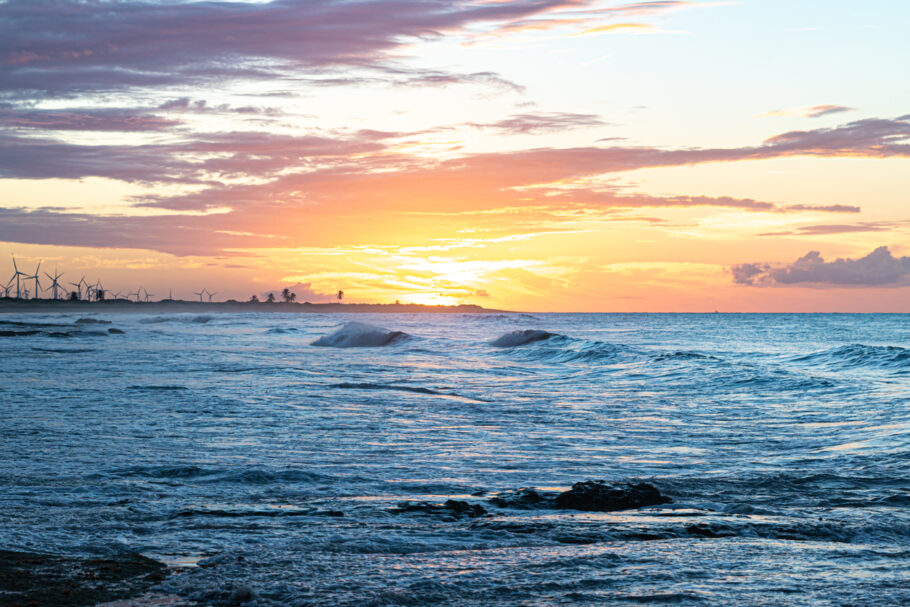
0, 298, 509, 314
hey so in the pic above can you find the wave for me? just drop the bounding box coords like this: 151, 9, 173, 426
792, 344, 910, 372
490, 329, 559, 347
265, 327, 301, 334
652, 350, 722, 362
492, 330, 634, 364
139, 315, 212, 324
107, 464, 333, 485
126, 384, 188, 391
311, 321, 410, 348
330, 382, 444, 395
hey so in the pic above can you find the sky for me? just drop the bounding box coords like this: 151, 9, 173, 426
1, 0, 908, 311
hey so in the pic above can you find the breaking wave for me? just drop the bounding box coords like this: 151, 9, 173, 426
490, 329, 560, 347
792, 344, 910, 372
311, 321, 410, 348
493, 329, 633, 364
139, 315, 212, 324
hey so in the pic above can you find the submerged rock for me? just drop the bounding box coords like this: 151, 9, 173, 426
229, 584, 259, 603
488, 488, 549, 509
488, 481, 672, 513
553, 481, 672, 512
0, 550, 166, 607
76, 318, 112, 324
108, 328, 125, 334
0, 329, 39, 337
390, 499, 487, 519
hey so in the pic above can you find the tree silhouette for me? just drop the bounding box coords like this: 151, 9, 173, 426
266, 292, 275, 303
249, 294, 259, 303
95, 289, 105, 301
69, 291, 79, 301
337, 290, 344, 303
281, 288, 297, 303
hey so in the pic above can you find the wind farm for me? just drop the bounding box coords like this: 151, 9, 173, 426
1, 255, 501, 315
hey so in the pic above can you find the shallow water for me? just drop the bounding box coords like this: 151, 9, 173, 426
1, 312, 909, 605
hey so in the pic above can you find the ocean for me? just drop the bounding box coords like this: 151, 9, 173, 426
1, 312, 908, 605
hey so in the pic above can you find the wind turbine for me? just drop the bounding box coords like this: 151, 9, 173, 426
206, 291, 217, 303
69, 276, 86, 300
2, 281, 12, 298
140, 287, 153, 302
9, 255, 28, 299
26, 261, 42, 300
44, 269, 64, 300
193, 288, 209, 302
130, 288, 141, 302
93, 281, 105, 301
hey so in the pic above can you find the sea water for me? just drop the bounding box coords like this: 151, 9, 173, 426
1, 312, 908, 605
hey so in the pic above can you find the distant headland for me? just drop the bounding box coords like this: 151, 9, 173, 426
0, 298, 508, 314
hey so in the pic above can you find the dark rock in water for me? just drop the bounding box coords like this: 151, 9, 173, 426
0, 329, 39, 337
229, 585, 259, 603
390, 499, 487, 518
108, 328, 125, 334
443, 499, 488, 517
0, 550, 166, 607
554, 481, 672, 512
75, 318, 112, 324
489, 488, 549, 509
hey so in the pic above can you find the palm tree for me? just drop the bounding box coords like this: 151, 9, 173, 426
266, 292, 275, 303
281, 288, 296, 303
249, 294, 259, 303
337, 290, 344, 303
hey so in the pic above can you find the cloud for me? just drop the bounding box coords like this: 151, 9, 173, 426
758, 221, 898, 236
1, 115, 904, 256
0, 0, 597, 100
731, 246, 910, 287
467, 111, 607, 134
480, 1, 696, 38
0, 130, 391, 182
760, 104, 854, 119
0, 107, 181, 131
762, 117, 910, 156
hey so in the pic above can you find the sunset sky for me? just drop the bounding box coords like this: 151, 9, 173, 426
1, 0, 908, 311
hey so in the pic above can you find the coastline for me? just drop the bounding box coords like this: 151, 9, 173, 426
0, 298, 509, 315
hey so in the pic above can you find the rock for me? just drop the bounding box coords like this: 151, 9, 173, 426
229, 585, 259, 603
553, 481, 672, 512
0, 550, 166, 607
390, 499, 487, 518
108, 328, 125, 334
443, 499, 488, 517
488, 488, 548, 509
75, 318, 112, 324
